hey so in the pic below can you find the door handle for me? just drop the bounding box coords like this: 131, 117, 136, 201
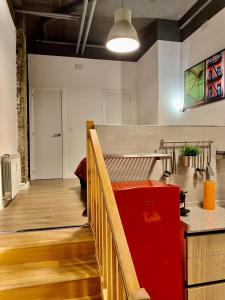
52, 133, 61, 137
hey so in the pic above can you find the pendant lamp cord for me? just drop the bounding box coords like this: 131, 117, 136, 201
122, 0, 124, 8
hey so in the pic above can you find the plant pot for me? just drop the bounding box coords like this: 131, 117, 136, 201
182, 155, 197, 168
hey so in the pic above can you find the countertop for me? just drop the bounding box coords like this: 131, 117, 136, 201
181, 206, 225, 234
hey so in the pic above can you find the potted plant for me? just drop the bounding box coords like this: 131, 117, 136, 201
180, 144, 201, 167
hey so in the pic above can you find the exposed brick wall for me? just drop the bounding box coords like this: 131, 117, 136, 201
17, 27, 29, 183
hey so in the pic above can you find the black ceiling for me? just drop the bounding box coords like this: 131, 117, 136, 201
8, 0, 225, 61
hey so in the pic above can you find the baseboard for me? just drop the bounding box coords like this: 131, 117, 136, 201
63, 173, 76, 179
19, 181, 30, 190
217, 200, 225, 207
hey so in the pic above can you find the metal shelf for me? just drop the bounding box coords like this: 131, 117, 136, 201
216, 150, 225, 160
104, 153, 172, 160
160, 139, 213, 149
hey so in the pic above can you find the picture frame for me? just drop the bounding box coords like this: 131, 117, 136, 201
184, 49, 225, 110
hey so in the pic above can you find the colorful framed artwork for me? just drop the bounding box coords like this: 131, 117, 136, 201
205, 51, 225, 103
184, 61, 205, 109
184, 50, 225, 110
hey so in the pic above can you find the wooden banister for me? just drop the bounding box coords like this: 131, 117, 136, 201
86, 121, 150, 300
86, 120, 94, 221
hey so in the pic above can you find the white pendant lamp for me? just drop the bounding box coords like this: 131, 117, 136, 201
106, 6, 140, 54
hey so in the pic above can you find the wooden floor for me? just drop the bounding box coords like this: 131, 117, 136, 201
0, 179, 87, 232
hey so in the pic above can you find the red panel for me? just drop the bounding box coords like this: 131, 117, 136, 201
112, 181, 184, 300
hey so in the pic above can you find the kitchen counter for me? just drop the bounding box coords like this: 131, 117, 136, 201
181, 206, 225, 234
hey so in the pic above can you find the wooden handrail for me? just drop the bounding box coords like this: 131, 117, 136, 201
86, 121, 150, 300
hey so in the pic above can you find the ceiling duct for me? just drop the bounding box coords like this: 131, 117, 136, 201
81, 0, 97, 55
76, 0, 89, 54
14, 9, 80, 21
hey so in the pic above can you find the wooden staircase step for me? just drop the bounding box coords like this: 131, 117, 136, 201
0, 257, 100, 299
0, 227, 94, 248
0, 227, 95, 265
0, 256, 98, 290
66, 295, 102, 300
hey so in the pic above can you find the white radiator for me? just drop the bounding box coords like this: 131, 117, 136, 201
1, 154, 21, 207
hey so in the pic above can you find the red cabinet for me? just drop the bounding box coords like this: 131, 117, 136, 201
112, 181, 183, 300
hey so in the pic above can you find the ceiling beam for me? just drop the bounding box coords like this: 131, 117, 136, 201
14, 9, 80, 21
31, 39, 104, 49
41, 0, 84, 40
43, 19, 54, 40
6, 0, 15, 22
28, 39, 136, 62
179, 0, 208, 28
179, 0, 213, 29
181, 0, 225, 41
14, 0, 23, 8
52, 0, 84, 14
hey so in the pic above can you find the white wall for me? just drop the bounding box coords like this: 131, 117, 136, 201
0, 1, 17, 207
179, 8, 225, 125
137, 42, 159, 124
137, 8, 225, 126
0, 2, 17, 154
28, 55, 137, 177
158, 40, 181, 125
137, 41, 182, 125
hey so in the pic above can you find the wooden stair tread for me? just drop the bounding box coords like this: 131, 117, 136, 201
0, 257, 99, 291
0, 227, 93, 250
66, 295, 101, 300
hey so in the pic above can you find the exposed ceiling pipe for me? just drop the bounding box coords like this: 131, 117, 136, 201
76, 0, 89, 54
14, 9, 80, 21
179, 0, 213, 29
31, 39, 105, 49
81, 0, 97, 55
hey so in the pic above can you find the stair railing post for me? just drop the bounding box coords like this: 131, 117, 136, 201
129, 288, 151, 300
86, 120, 94, 223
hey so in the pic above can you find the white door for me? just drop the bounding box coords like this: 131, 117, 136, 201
32, 89, 63, 179
104, 91, 133, 124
